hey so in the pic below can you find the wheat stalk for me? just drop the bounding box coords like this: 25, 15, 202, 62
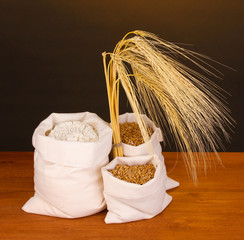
102, 30, 234, 182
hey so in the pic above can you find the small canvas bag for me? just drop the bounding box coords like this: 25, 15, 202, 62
102, 154, 172, 224
22, 112, 112, 218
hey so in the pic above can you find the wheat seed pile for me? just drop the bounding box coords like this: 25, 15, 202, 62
108, 163, 155, 185
120, 122, 154, 146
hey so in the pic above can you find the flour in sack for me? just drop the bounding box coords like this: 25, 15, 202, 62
48, 121, 98, 142
22, 112, 113, 218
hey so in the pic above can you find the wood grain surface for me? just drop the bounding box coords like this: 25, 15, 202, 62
0, 152, 243, 240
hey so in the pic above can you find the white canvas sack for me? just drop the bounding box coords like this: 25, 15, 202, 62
22, 112, 113, 218
119, 113, 179, 190
102, 154, 172, 224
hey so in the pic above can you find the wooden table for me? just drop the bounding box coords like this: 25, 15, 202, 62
0, 152, 243, 240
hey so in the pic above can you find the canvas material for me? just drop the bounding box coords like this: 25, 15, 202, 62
102, 154, 172, 224
119, 113, 179, 190
22, 112, 113, 218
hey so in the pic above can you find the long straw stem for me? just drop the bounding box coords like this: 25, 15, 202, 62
102, 52, 123, 157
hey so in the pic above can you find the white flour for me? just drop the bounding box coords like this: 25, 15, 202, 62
48, 121, 98, 142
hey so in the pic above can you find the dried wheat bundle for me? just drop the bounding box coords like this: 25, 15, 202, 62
102, 30, 234, 182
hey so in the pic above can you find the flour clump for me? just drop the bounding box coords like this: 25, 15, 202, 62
48, 121, 98, 142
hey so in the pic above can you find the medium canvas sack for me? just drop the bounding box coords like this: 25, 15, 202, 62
22, 112, 112, 218
119, 113, 179, 190
102, 154, 172, 224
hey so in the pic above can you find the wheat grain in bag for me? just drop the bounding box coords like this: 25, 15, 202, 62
119, 112, 179, 190
102, 154, 172, 224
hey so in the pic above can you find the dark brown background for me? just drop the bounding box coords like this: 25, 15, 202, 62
0, 0, 243, 151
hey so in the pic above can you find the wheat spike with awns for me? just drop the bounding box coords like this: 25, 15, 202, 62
102, 30, 234, 182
